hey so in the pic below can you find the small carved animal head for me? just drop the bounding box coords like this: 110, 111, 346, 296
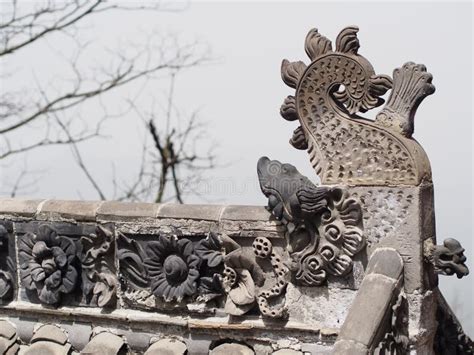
257, 156, 330, 224
432, 238, 469, 279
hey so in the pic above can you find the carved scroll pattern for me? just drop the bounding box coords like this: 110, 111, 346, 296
257, 156, 366, 295
79, 226, 118, 307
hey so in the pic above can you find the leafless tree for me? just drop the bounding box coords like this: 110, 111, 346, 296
0, 0, 216, 202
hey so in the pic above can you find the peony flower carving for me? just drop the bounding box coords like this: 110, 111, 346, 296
144, 235, 201, 303
19, 225, 78, 305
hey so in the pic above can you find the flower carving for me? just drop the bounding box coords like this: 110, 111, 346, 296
145, 235, 201, 302
19, 225, 78, 305
223, 250, 265, 316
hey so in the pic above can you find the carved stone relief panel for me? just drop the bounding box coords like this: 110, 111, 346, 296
16, 222, 116, 307
255, 156, 367, 317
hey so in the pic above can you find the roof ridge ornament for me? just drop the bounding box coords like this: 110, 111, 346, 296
280, 26, 434, 186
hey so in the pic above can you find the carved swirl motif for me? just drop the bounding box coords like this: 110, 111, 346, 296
257, 157, 365, 290
280, 26, 434, 185
19, 225, 79, 305
296, 188, 364, 286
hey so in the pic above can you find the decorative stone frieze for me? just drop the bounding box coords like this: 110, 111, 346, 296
0, 24, 472, 354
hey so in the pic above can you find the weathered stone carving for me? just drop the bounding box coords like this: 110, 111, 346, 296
19, 224, 79, 305
426, 238, 469, 279
118, 232, 226, 306
376, 62, 435, 137
117, 232, 150, 289
144, 235, 202, 303
222, 235, 265, 316
0, 225, 14, 302
375, 292, 409, 355
253, 236, 290, 318
257, 157, 365, 287
195, 233, 224, 303
280, 26, 434, 185
79, 225, 118, 307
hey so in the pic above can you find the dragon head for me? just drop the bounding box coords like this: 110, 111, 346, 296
257, 156, 330, 224
430, 238, 469, 279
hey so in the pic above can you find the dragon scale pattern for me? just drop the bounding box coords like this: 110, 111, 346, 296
299, 56, 417, 185
281, 26, 433, 186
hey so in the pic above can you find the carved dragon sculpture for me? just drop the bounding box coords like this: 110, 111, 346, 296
257, 157, 365, 286
280, 26, 435, 185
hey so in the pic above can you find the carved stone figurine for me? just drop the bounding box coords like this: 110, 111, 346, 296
427, 238, 469, 279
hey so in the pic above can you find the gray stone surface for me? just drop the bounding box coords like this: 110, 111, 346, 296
37, 200, 102, 222
210, 343, 254, 355
350, 185, 433, 293
272, 349, 303, 355
336, 248, 403, 348
0, 199, 44, 217
145, 338, 187, 355
364, 247, 404, 279
82, 331, 126, 355
332, 339, 367, 355
220, 205, 273, 221
0, 320, 19, 355
286, 284, 355, 329
158, 204, 223, 221
97, 200, 160, 221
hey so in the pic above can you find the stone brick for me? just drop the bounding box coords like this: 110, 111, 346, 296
0, 199, 44, 217
332, 339, 368, 355
220, 205, 273, 221
157, 204, 224, 221
60, 322, 91, 351
272, 349, 302, 355
365, 247, 404, 280
210, 343, 254, 355
337, 274, 399, 347
145, 338, 187, 355
37, 200, 101, 222
82, 332, 126, 354
97, 201, 160, 221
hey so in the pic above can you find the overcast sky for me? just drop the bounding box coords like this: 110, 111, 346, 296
1, 1, 472, 335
